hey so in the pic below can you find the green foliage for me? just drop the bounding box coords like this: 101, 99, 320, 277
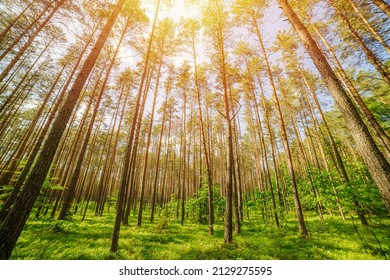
163, 194, 178, 218
42, 175, 64, 191
50, 220, 79, 233
338, 162, 387, 215
30, 175, 66, 213
154, 216, 169, 233
106, 194, 117, 206
365, 97, 390, 129
246, 191, 271, 211
295, 163, 387, 216
297, 167, 336, 211
355, 69, 390, 130
186, 184, 225, 224
0, 185, 13, 201
10, 209, 390, 260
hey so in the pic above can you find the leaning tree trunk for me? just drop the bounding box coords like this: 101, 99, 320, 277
346, 0, 390, 55
110, 0, 161, 253
57, 16, 127, 220
309, 21, 390, 161
0, 0, 126, 260
252, 16, 308, 237
371, 0, 390, 18
329, 0, 390, 85
0, 1, 34, 43
0, 0, 66, 83
276, 0, 390, 213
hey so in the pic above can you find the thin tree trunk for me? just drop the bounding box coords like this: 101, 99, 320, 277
346, 0, 390, 54
180, 79, 187, 226
192, 34, 214, 235
330, 0, 390, 85
110, 0, 160, 253
137, 58, 162, 227
252, 16, 308, 237
150, 70, 172, 222
0, 1, 34, 43
276, 0, 390, 213
0, 2, 47, 61
0, 0, 66, 83
309, 21, 390, 161
0, 0, 126, 260
371, 0, 390, 18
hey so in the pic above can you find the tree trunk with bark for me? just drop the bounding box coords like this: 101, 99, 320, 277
276, 0, 390, 213
371, 0, 390, 18
0, 0, 126, 260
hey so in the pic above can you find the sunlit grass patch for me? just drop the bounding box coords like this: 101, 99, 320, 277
10, 207, 390, 260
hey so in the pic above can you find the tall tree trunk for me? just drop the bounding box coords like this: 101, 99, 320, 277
137, 58, 162, 227
257, 75, 286, 212
346, 0, 390, 54
211, 3, 235, 243
0, 0, 66, 83
371, 0, 390, 18
252, 16, 308, 237
150, 69, 172, 222
110, 0, 160, 253
0, 0, 126, 260
276, 0, 390, 213
329, 0, 390, 85
0, 1, 34, 43
180, 78, 187, 226
58, 16, 128, 220
191, 33, 214, 235
309, 21, 390, 161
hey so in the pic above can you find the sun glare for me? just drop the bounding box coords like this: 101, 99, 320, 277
161, 0, 200, 22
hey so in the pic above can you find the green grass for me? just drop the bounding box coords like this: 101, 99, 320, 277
10, 208, 390, 260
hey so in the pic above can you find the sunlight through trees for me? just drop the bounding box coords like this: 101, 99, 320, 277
0, 0, 389, 260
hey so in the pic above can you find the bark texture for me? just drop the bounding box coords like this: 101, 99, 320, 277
0, 0, 126, 260
276, 0, 390, 213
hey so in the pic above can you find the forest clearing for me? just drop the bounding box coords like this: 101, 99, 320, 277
0, 0, 389, 260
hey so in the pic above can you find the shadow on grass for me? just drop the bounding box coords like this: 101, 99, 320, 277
11, 210, 390, 260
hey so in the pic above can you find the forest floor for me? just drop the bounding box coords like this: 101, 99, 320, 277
10, 208, 390, 260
